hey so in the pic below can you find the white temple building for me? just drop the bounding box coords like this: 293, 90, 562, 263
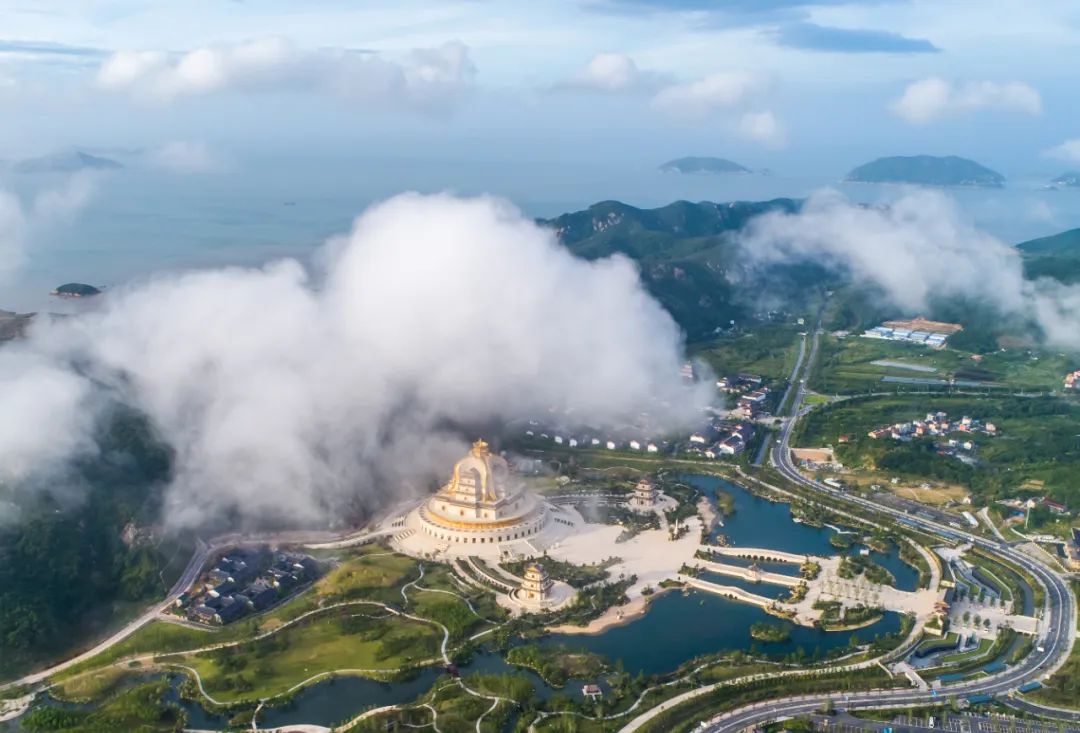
392, 440, 576, 560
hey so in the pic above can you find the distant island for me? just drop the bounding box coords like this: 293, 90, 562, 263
1049, 172, 1080, 188
51, 283, 102, 298
15, 150, 122, 174
660, 157, 750, 175
845, 155, 1004, 188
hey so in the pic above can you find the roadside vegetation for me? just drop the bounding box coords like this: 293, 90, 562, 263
795, 394, 1080, 509
505, 645, 608, 687
19, 678, 184, 732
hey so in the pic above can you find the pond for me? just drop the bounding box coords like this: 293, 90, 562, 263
692, 475, 919, 592
538, 589, 902, 677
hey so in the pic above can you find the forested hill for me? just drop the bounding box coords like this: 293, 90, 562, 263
845, 155, 1005, 187
1017, 227, 1080, 255
1017, 227, 1080, 284
0, 410, 181, 680
542, 198, 798, 259
539, 199, 821, 341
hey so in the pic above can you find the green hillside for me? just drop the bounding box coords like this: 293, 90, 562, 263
1017, 227, 1080, 255
539, 198, 824, 340
1017, 227, 1080, 284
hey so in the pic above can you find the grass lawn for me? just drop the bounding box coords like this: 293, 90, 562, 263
427, 681, 499, 733
887, 482, 970, 506
809, 335, 1074, 394
53, 548, 423, 685
312, 548, 420, 607
409, 589, 487, 641
52, 665, 141, 703
413, 565, 508, 625
1028, 588, 1080, 709
181, 609, 442, 703
20, 679, 183, 733
693, 324, 803, 382
938, 638, 993, 664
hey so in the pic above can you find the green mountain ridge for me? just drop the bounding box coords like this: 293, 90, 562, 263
1017, 227, 1080, 254
1017, 227, 1080, 284
845, 155, 1005, 187
539, 198, 826, 340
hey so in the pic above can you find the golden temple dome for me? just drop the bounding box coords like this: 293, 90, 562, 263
441, 439, 511, 505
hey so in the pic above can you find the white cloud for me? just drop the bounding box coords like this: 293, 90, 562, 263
558, 53, 670, 93
1043, 138, 1080, 166
0, 173, 99, 283
650, 71, 764, 119
0, 193, 708, 529
889, 77, 1042, 124
738, 110, 786, 148
96, 38, 476, 111
148, 140, 222, 174
738, 188, 1080, 349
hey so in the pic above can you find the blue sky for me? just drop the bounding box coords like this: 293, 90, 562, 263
1, 0, 1079, 178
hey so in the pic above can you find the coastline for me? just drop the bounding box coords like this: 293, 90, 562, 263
819, 614, 885, 632
546, 588, 671, 636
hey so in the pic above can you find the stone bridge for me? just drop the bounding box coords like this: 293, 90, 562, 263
680, 576, 788, 612
696, 559, 800, 587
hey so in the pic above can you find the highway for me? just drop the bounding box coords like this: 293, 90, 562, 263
701, 323, 1077, 733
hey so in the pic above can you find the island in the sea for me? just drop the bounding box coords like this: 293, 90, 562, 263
51, 283, 102, 298
14, 150, 122, 174
1049, 172, 1080, 188
845, 155, 1005, 188
660, 156, 750, 175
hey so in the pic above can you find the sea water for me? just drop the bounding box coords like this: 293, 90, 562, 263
6, 155, 1080, 312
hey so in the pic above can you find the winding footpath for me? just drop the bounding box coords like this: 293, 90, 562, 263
0, 527, 399, 696
15, 555, 510, 733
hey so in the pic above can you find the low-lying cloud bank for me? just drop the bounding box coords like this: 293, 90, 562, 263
0, 193, 708, 529
739, 188, 1080, 349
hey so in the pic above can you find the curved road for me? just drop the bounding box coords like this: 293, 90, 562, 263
701, 323, 1077, 733
0, 527, 397, 693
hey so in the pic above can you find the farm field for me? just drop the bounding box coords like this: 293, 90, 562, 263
809, 335, 1076, 394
